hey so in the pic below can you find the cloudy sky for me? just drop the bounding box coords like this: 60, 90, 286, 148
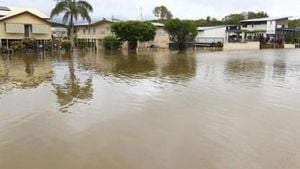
1, 0, 300, 22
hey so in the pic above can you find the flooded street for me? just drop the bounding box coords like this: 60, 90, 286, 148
1, 49, 300, 169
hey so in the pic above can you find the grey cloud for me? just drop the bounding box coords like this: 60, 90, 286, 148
1, 0, 300, 21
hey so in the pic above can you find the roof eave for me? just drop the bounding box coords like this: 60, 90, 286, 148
0, 11, 50, 22
240, 17, 290, 23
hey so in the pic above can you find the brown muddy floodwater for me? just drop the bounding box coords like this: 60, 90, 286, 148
0, 49, 300, 169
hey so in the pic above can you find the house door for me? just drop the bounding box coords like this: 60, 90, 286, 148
24, 25, 31, 38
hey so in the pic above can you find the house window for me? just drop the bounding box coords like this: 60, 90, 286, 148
100, 27, 108, 34
100, 27, 110, 34
93, 28, 96, 34
83, 28, 86, 34
88, 28, 91, 34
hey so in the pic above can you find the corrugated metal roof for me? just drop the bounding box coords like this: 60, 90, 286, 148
240, 17, 289, 23
75, 20, 164, 27
0, 6, 10, 11
75, 19, 113, 26
51, 27, 68, 32
197, 25, 227, 31
151, 22, 164, 27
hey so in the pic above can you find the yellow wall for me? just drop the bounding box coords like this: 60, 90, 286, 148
153, 27, 169, 48
76, 22, 170, 49
139, 27, 170, 49
76, 22, 112, 40
223, 42, 260, 51
0, 12, 51, 40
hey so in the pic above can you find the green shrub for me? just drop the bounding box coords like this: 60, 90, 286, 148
22, 38, 38, 50
0, 45, 6, 52
103, 36, 122, 50
111, 21, 156, 50
11, 41, 22, 51
61, 40, 71, 51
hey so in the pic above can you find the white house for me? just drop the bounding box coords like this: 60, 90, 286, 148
240, 17, 289, 42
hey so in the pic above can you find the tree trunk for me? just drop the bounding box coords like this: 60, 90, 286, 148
69, 15, 75, 50
177, 42, 187, 51
70, 26, 75, 49
128, 41, 137, 51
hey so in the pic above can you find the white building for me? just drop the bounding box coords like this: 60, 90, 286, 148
195, 26, 227, 44
240, 17, 289, 42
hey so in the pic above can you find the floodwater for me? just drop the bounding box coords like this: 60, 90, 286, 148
1, 49, 300, 169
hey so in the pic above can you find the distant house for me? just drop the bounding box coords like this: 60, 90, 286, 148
240, 17, 289, 42
51, 27, 68, 40
75, 20, 170, 49
75, 19, 112, 48
195, 25, 242, 45
139, 22, 169, 49
195, 17, 290, 47
0, 6, 51, 48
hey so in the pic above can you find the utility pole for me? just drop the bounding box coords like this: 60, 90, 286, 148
140, 7, 143, 21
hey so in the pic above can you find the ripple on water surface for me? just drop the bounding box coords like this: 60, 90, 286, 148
1, 49, 300, 169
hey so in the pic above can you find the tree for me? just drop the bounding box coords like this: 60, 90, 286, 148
103, 35, 122, 50
111, 21, 157, 50
153, 5, 173, 22
194, 17, 222, 27
164, 19, 197, 50
223, 13, 245, 25
223, 11, 269, 25
51, 0, 93, 49
206, 16, 211, 22
248, 11, 268, 19
288, 19, 300, 28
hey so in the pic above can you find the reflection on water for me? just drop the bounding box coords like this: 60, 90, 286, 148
0, 53, 52, 92
161, 52, 196, 81
112, 54, 156, 76
1, 49, 300, 169
24, 56, 35, 76
225, 57, 266, 87
52, 53, 93, 113
273, 59, 287, 82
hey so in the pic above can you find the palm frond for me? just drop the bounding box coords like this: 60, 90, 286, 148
77, 0, 93, 12
77, 6, 91, 23
62, 12, 70, 24
51, 1, 68, 18
51, 0, 93, 25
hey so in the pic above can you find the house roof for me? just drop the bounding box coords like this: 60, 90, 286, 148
151, 22, 164, 27
75, 19, 113, 26
197, 25, 228, 31
75, 20, 165, 28
240, 17, 289, 23
51, 27, 68, 32
0, 7, 49, 21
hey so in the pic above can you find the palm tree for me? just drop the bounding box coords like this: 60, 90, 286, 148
51, 0, 93, 49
